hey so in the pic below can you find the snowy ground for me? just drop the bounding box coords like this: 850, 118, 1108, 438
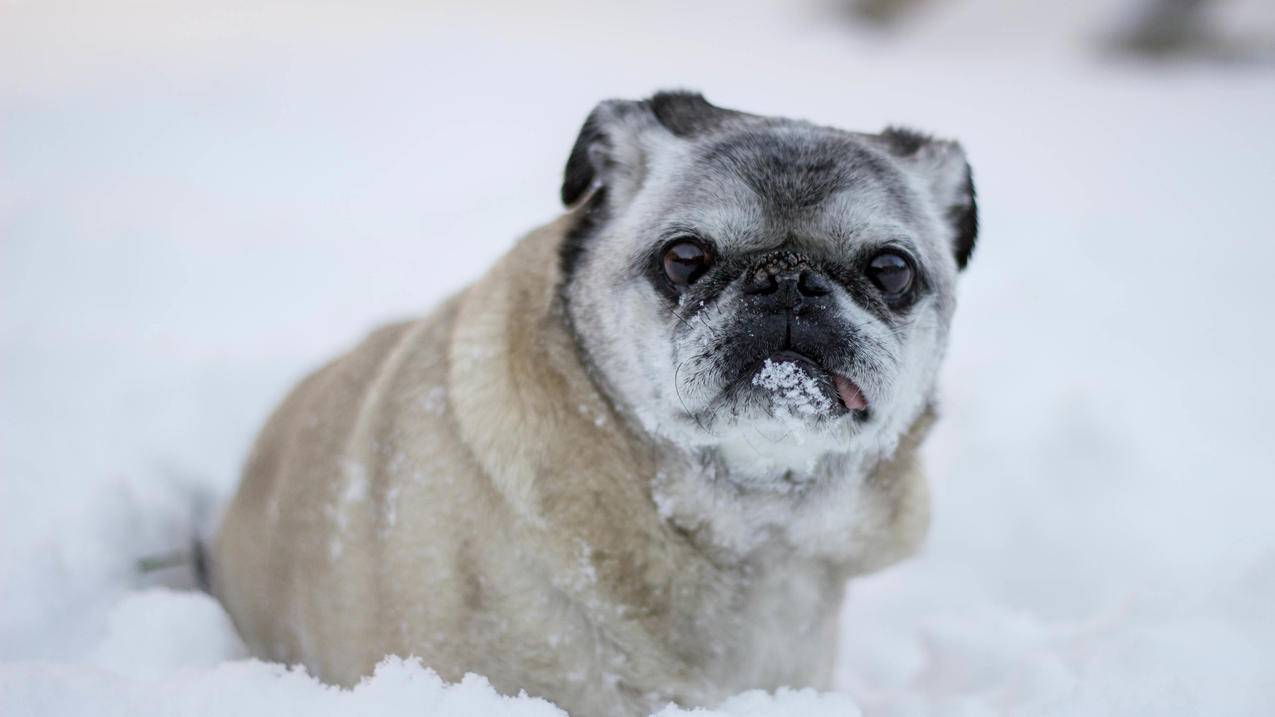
3, 0, 1275, 714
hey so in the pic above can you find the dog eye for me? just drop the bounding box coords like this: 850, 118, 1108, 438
662, 238, 712, 287
866, 251, 914, 298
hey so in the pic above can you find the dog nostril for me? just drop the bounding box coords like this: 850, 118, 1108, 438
743, 269, 779, 295
797, 270, 832, 297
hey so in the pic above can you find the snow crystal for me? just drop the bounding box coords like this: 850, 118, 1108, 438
650, 471, 676, 520
340, 462, 369, 505
383, 485, 401, 531
576, 540, 598, 586
418, 385, 448, 417
577, 402, 607, 428
751, 359, 832, 416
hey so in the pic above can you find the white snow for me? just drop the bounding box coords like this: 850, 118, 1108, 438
419, 385, 448, 418
3, 0, 1275, 714
3, 650, 571, 717
752, 359, 834, 417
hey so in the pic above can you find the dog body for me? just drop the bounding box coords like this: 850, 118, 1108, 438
214, 93, 975, 716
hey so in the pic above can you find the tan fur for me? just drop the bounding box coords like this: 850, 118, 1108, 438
213, 216, 931, 716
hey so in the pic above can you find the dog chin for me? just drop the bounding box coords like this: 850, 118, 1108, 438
704, 413, 858, 484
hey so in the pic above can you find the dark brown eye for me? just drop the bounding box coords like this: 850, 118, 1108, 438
867, 251, 914, 298
662, 238, 712, 287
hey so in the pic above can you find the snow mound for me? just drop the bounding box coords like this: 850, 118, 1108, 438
0, 654, 568, 717
88, 589, 247, 680
0, 589, 861, 717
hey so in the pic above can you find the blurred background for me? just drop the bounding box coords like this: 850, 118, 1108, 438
2, 1, 1274, 713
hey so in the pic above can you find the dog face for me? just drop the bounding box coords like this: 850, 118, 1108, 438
560, 92, 976, 477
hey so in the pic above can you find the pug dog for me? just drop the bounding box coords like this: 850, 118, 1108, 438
213, 91, 977, 716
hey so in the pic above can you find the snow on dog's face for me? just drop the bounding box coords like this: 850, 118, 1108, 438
560, 92, 976, 476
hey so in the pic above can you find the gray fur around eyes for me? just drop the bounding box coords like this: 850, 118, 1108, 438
560, 90, 976, 281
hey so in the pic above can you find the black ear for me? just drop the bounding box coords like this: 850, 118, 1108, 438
646, 90, 739, 138
878, 127, 979, 270
561, 110, 609, 206
560, 91, 737, 207
948, 163, 978, 270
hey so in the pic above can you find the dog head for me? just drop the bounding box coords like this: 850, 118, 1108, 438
559, 91, 976, 478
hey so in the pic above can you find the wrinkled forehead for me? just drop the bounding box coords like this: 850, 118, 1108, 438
659, 125, 924, 252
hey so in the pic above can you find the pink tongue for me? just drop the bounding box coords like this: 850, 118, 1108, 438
833, 374, 868, 411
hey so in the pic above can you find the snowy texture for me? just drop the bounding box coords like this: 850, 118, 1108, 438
654, 689, 861, 716
751, 359, 833, 416
2, 651, 569, 717
3, 0, 1275, 714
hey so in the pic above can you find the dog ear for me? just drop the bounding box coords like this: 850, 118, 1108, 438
560, 91, 736, 207
876, 128, 978, 270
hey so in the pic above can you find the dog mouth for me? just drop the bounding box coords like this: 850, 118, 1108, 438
751, 350, 869, 417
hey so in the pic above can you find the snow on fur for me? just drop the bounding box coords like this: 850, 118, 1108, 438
751, 359, 833, 416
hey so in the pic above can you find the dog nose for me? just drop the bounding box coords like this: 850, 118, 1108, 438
742, 264, 833, 312
742, 269, 830, 296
